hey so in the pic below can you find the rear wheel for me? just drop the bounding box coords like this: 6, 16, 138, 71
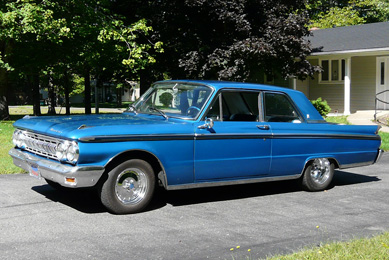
98, 159, 156, 214
300, 158, 334, 191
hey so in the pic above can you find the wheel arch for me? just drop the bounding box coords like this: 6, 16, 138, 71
101, 149, 167, 189
301, 156, 340, 176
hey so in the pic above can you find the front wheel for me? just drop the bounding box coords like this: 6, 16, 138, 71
300, 158, 334, 191
98, 159, 156, 214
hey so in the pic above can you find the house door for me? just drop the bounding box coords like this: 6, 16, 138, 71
376, 57, 389, 110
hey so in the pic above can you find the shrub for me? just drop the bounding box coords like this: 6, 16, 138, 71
159, 92, 173, 107
311, 97, 331, 117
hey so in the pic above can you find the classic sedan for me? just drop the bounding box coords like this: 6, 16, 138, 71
9, 80, 383, 214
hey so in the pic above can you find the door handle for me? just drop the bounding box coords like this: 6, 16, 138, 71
257, 125, 270, 130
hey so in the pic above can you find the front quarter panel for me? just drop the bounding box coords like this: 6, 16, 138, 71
77, 133, 195, 186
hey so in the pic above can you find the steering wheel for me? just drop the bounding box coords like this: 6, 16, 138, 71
186, 106, 201, 116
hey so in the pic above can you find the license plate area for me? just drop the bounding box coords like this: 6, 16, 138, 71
29, 163, 41, 179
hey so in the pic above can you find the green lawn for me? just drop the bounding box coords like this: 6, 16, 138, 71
325, 115, 350, 125
0, 121, 25, 174
266, 232, 389, 260
379, 132, 389, 151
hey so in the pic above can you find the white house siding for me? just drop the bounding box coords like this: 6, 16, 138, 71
349, 56, 376, 111
296, 57, 377, 113
296, 79, 309, 96
297, 59, 345, 113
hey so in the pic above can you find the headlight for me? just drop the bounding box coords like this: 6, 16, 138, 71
12, 130, 26, 149
56, 141, 68, 161
66, 142, 79, 164
56, 141, 79, 164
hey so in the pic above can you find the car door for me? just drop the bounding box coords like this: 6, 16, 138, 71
261, 91, 309, 176
194, 90, 272, 181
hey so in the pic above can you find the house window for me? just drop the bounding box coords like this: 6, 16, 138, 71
321, 61, 329, 81
320, 59, 345, 83
381, 62, 385, 85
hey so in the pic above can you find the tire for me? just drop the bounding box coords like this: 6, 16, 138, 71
98, 159, 156, 214
300, 158, 334, 191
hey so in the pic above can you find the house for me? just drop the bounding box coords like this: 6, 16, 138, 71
294, 22, 389, 115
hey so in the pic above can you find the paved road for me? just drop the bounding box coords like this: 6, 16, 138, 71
1, 154, 388, 260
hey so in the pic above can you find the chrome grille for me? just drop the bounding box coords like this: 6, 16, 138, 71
23, 132, 60, 160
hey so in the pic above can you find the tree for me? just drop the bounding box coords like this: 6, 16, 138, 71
114, 0, 320, 93
0, 0, 162, 116
308, 0, 389, 29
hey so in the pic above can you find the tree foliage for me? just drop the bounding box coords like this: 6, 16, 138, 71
116, 0, 320, 85
0, 0, 162, 117
1, 0, 322, 118
308, 0, 389, 29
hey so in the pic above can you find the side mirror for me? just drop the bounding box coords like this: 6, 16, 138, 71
198, 118, 214, 129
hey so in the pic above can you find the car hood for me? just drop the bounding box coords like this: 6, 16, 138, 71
13, 113, 194, 140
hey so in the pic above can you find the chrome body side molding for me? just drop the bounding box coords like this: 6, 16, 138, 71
165, 174, 302, 190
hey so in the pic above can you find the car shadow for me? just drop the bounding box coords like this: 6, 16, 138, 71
31, 170, 380, 213
155, 180, 302, 208
332, 170, 380, 186
31, 185, 107, 214
155, 170, 381, 208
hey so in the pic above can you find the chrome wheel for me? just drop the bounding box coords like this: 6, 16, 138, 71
115, 168, 148, 205
300, 157, 334, 191
310, 158, 331, 185
99, 159, 156, 214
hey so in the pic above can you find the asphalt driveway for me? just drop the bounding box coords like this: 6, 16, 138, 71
0, 153, 388, 260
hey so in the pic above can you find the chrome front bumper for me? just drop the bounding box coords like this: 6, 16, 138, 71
9, 148, 105, 188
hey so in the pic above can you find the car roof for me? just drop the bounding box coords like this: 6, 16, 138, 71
157, 79, 324, 122
158, 79, 299, 94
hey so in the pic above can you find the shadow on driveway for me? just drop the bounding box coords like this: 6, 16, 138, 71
31, 170, 380, 214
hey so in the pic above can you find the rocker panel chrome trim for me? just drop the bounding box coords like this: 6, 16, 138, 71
165, 174, 302, 190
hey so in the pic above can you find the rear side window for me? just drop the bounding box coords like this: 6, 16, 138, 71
263, 92, 301, 123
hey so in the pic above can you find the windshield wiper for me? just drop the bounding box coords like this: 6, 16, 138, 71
149, 107, 168, 120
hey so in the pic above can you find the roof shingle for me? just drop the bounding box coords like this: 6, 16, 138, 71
309, 22, 389, 54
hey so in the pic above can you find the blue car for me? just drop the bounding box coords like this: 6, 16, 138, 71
9, 80, 383, 214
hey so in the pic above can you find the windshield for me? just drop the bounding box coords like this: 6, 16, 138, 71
130, 82, 213, 119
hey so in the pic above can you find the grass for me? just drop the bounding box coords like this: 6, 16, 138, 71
266, 232, 389, 260
71, 101, 132, 108
379, 132, 389, 151
325, 115, 350, 125
325, 115, 388, 151
0, 121, 25, 174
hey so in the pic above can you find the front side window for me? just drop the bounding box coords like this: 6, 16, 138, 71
205, 91, 259, 122
132, 83, 213, 119
263, 92, 302, 123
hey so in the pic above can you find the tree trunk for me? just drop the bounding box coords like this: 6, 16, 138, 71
117, 87, 122, 107
47, 74, 56, 115
94, 77, 100, 114
0, 41, 10, 120
0, 69, 9, 120
64, 72, 71, 115
84, 68, 91, 114
140, 68, 153, 96
31, 73, 41, 116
